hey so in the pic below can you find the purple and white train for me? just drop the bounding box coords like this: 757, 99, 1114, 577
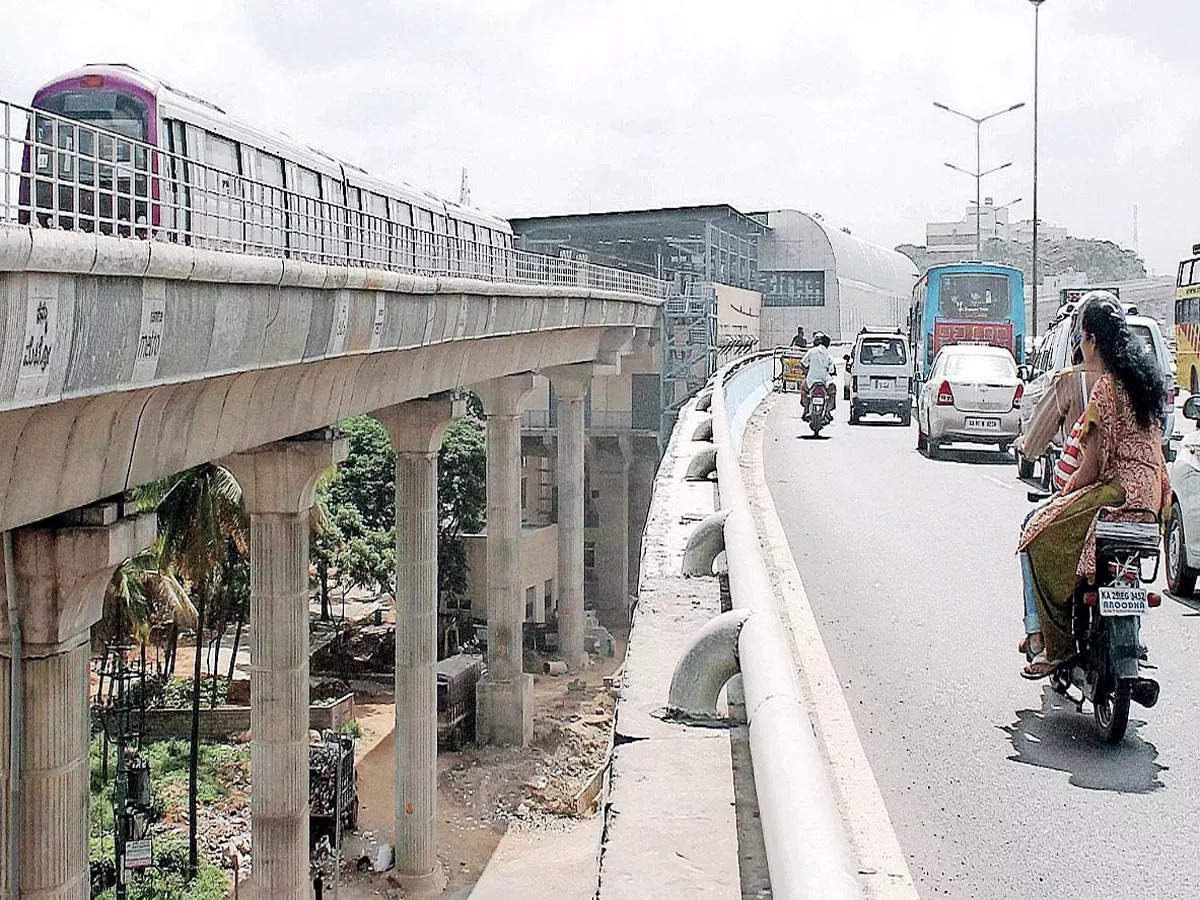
24, 63, 513, 267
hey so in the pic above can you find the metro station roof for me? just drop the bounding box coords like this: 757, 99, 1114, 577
511, 204, 771, 242
754, 209, 918, 294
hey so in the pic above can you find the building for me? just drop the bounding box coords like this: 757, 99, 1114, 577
511, 205, 767, 295
754, 209, 919, 346
925, 198, 1067, 253
482, 203, 916, 639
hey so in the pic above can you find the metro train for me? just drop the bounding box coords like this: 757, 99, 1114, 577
21, 63, 513, 268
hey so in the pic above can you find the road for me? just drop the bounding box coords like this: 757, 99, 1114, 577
762, 393, 1199, 900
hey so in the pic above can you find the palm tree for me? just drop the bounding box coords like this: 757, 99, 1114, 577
139, 464, 246, 876
94, 541, 196, 778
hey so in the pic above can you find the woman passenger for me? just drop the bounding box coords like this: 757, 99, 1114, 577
1011, 294, 1107, 659
1017, 296, 1169, 678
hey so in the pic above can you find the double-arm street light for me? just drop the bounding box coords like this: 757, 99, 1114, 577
934, 100, 1026, 257
1030, 0, 1047, 338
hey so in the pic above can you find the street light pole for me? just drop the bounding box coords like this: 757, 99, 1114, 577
992, 197, 1023, 240
1031, 0, 1045, 340
933, 100, 1026, 257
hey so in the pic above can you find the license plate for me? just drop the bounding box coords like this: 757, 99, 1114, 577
812, 398, 825, 408
871, 378, 893, 389
1099, 585, 1148, 616
964, 416, 1000, 430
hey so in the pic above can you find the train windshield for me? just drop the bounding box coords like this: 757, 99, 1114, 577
938, 273, 1011, 320
35, 89, 148, 141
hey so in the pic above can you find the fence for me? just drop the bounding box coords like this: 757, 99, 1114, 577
1, 98, 666, 300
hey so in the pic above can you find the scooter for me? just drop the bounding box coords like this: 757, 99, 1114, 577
1027, 492, 1162, 743
806, 382, 834, 437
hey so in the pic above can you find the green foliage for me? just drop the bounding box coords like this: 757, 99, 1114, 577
339, 718, 363, 738
314, 410, 488, 605
119, 675, 230, 710
437, 415, 487, 602
329, 416, 396, 530
89, 739, 243, 898
92, 831, 228, 899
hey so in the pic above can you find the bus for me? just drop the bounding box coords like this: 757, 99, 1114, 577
1176, 244, 1200, 394
908, 262, 1026, 386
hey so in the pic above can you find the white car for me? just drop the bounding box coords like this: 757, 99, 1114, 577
916, 344, 1023, 459
1166, 395, 1200, 595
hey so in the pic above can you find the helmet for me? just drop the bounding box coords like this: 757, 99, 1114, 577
1070, 290, 1121, 360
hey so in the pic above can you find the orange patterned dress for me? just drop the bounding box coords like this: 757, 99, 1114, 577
1019, 373, 1168, 580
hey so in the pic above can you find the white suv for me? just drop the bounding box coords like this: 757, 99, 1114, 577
1017, 311, 1175, 479
845, 328, 912, 425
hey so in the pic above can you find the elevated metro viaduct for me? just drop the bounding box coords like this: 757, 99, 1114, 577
0, 228, 662, 898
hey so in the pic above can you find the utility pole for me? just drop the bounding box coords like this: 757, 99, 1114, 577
934, 101, 1025, 257
1031, 0, 1046, 340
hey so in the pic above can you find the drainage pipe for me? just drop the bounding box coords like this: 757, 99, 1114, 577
666, 609, 750, 719
709, 355, 862, 899
4, 530, 20, 900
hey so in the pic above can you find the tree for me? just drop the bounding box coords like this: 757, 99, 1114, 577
437, 415, 486, 604
311, 477, 344, 621
139, 464, 246, 877
329, 417, 395, 531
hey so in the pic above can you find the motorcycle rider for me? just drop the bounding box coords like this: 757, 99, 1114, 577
800, 332, 837, 420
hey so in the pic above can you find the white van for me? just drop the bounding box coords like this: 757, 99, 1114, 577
845, 327, 912, 425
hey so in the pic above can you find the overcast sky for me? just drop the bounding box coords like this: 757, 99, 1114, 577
2, 0, 1195, 274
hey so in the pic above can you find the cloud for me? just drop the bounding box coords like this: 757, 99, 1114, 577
0, 0, 1194, 273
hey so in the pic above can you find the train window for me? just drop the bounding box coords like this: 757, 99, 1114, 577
295, 167, 320, 198
433, 214, 447, 234
461, 222, 475, 242
35, 89, 148, 142
369, 192, 388, 218
391, 199, 413, 226
256, 151, 284, 186
204, 133, 238, 174
416, 207, 433, 231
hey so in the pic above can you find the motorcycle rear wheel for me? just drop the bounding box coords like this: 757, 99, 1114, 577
1094, 680, 1132, 744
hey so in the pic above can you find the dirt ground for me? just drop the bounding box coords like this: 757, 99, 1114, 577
335, 631, 627, 898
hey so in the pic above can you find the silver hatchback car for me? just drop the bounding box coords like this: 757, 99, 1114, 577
917, 344, 1022, 459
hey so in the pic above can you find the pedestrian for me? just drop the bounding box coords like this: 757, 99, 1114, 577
790, 326, 807, 349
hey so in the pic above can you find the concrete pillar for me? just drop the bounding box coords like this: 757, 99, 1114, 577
473, 374, 535, 746
546, 365, 591, 671
589, 435, 632, 623
0, 508, 154, 899
223, 432, 346, 900
373, 395, 461, 895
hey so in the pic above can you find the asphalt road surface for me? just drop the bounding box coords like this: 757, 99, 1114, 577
763, 393, 1199, 900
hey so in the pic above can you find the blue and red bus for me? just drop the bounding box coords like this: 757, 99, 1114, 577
908, 262, 1026, 385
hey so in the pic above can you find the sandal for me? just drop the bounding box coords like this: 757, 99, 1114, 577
1018, 632, 1045, 661
1021, 651, 1062, 680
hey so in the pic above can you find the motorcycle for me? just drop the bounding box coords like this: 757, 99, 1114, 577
1027, 492, 1162, 743
806, 382, 834, 437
